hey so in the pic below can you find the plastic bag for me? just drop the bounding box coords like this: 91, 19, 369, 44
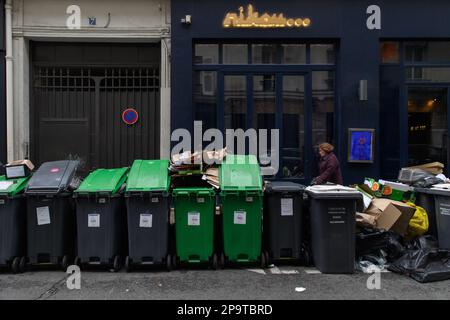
388, 236, 450, 283
406, 202, 429, 238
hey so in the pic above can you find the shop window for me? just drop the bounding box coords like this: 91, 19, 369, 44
310, 44, 335, 64
252, 44, 278, 64
312, 71, 335, 147
406, 67, 450, 82
405, 41, 450, 63
282, 44, 306, 64
194, 44, 219, 64
224, 75, 247, 130
194, 71, 217, 130
223, 44, 248, 64
282, 75, 305, 179
380, 41, 400, 63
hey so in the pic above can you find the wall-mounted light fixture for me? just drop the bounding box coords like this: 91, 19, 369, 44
181, 15, 192, 25
359, 80, 368, 101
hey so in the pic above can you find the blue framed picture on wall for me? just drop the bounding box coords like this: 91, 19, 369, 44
348, 129, 375, 163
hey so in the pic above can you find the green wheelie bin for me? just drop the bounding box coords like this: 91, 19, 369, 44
0, 176, 29, 273
74, 168, 128, 271
219, 155, 266, 268
173, 187, 217, 268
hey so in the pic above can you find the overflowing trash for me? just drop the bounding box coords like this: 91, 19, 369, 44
388, 236, 450, 283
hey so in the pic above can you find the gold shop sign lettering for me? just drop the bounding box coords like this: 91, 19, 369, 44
223, 4, 311, 29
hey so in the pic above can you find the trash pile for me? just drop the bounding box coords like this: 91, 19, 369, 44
354, 162, 450, 283
169, 148, 227, 189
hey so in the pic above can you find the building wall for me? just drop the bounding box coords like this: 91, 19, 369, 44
171, 0, 450, 184
9, 0, 171, 161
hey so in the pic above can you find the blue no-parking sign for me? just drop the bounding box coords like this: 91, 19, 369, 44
122, 108, 139, 125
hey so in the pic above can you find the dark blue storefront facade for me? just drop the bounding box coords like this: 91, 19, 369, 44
171, 0, 450, 184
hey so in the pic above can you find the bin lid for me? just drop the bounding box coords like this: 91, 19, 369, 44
220, 155, 262, 191
25, 160, 79, 195
265, 181, 305, 193
173, 187, 215, 197
306, 185, 361, 199
417, 185, 450, 197
126, 160, 170, 193
75, 167, 128, 195
0, 176, 30, 197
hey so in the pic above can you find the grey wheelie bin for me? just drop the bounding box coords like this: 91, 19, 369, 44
0, 176, 30, 273
264, 181, 308, 265
25, 160, 80, 270
125, 160, 172, 271
414, 188, 439, 241
74, 168, 128, 271
415, 187, 450, 249
306, 185, 361, 274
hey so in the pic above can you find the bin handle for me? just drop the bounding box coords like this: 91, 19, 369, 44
198, 190, 212, 196
174, 191, 190, 197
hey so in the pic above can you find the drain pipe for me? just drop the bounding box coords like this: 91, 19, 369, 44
5, 0, 13, 162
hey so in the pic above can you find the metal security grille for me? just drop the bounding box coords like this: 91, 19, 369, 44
32, 64, 160, 174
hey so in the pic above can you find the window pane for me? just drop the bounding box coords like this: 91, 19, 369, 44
282, 44, 306, 64
312, 71, 335, 148
223, 44, 248, 64
408, 88, 448, 167
194, 71, 217, 130
310, 44, 335, 64
252, 44, 278, 64
224, 76, 247, 130
194, 44, 219, 64
282, 75, 305, 179
253, 75, 276, 130
405, 41, 450, 63
406, 67, 450, 82
380, 41, 400, 63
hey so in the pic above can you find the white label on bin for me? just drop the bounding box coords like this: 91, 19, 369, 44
151, 198, 159, 203
281, 198, 294, 216
0, 181, 13, 190
88, 214, 100, 228
188, 212, 200, 226
140, 214, 153, 228
439, 204, 450, 216
98, 198, 106, 204
234, 211, 247, 225
36, 206, 51, 226
246, 197, 254, 203
0, 199, 5, 205
197, 198, 205, 203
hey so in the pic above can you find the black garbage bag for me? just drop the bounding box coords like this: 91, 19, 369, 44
388, 235, 450, 283
0, 162, 5, 176
356, 228, 405, 262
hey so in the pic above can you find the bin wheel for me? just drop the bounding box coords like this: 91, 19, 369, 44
260, 252, 267, 269
219, 253, 225, 269
172, 255, 178, 270
125, 256, 131, 273
11, 257, 21, 274
113, 256, 122, 273
74, 256, 82, 268
212, 253, 219, 270
61, 255, 70, 271
19, 257, 27, 273
264, 251, 270, 267
166, 254, 172, 272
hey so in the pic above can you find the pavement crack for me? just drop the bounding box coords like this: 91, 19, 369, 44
34, 275, 70, 300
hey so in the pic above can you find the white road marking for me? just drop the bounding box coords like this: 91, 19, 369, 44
246, 269, 267, 275
295, 287, 307, 292
305, 269, 322, 274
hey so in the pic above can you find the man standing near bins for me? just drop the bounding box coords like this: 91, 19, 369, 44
311, 143, 343, 185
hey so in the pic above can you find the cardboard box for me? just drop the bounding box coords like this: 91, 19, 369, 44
365, 198, 416, 236
408, 162, 444, 175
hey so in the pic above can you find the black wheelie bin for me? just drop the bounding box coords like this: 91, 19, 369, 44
125, 160, 172, 271
0, 176, 30, 273
74, 168, 128, 271
306, 185, 362, 274
263, 181, 308, 265
25, 160, 80, 270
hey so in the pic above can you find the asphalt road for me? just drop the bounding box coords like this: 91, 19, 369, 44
0, 266, 449, 300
